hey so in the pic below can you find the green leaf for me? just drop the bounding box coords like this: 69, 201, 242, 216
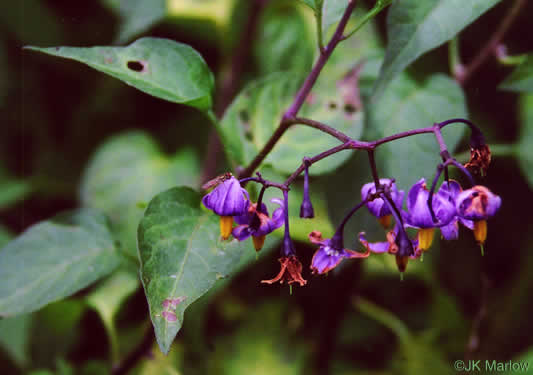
138, 187, 264, 354
0, 225, 12, 248
254, 1, 316, 76
219, 72, 364, 175
366, 72, 467, 191
0, 163, 32, 210
25, 37, 215, 111
80, 131, 200, 257
299, 0, 322, 11
102, 0, 167, 43
0, 209, 122, 317
516, 94, 533, 187
322, 0, 349, 36
371, 0, 501, 101
500, 54, 533, 93
30, 300, 86, 369
0, 314, 32, 368
86, 271, 139, 364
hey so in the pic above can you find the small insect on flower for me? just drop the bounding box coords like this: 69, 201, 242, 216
202, 172, 234, 190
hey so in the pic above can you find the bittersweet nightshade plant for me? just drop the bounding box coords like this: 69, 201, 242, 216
6, 0, 522, 368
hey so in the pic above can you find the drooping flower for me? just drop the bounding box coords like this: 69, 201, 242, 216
359, 225, 420, 273
455, 185, 501, 245
361, 179, 404, 228
405, 178, 455, 251
308, 231, 369, 274
261, 255, 307, 286
261, 190, 306, 287
435, 180, 474, 240
202, 176, 249, 239
232, 198, 285, 251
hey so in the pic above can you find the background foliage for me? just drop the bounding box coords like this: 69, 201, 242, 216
1, 0, 533, 374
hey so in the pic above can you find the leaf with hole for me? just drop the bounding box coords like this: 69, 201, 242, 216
371, 0, 501, 102
219, 72, 364, 175
0, 209, 122, 317
25, 37, 215, 111
138, 187, 276, 354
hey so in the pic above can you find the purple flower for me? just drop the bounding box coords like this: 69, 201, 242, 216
436, 180, 474, 240
405, 178, 456, 251
456, 185, 501, 221
361, 179, 404, 228
455, 185, 501, 245
202, 176, 249, 216
406, 178, 455, 228
308, 231, 369, 274
202, 176, 249, 239
359, 226, 421, 273
232, 198, 285, 251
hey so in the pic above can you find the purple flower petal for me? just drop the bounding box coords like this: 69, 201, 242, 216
232, 225, 253, 241
311, 245, 344, 274
202, 177, 249, 216
361, 179, 404, 218
358, 232, 391, 253
406, 178, 455, 228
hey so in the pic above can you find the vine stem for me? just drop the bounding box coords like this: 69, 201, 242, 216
456, 0, 526, 85
238, 0, 358, 179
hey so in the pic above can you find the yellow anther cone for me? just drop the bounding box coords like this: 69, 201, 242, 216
418, 228, 435, 251
220, 216, 234, 240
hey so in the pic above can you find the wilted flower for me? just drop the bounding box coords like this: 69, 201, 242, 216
232, 198, 285, 251
202, 176, 249, 239
456, 185, 501, 245
261, 255, 307, 286
361, 179, 404, 228
405, 178, 455, 251
308, 231, 369, 274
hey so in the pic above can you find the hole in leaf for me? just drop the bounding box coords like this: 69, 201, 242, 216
127, 60, 147, 72
343, 103, 357, 114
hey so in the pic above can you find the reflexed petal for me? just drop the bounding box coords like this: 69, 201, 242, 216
232, 225, 253, 241
309, 231, 326, 245
358, 232, 391, 253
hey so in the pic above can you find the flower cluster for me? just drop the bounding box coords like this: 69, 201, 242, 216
201, 118, 502, 285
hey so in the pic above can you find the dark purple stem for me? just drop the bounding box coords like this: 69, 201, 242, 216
367, 149, 380, 190
427, 157, 475, 222
238, 0, 358, 179
284, 142, 352, 186
331, 199, 368, 249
